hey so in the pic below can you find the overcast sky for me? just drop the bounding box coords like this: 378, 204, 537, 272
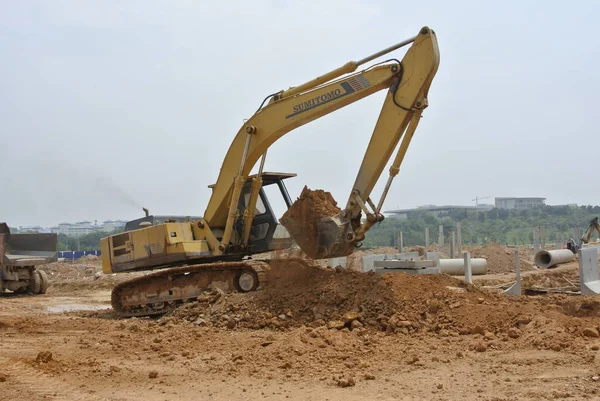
1, 0, 599, 226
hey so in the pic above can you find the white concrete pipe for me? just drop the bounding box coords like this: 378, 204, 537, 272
534, 249, 575, 269
438, 258, 487, 275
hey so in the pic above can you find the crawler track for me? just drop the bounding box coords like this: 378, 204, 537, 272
111, 261, 272, 317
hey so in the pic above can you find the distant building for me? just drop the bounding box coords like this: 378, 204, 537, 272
385, 204, 493, 219
18, 225, 44, 232
10, 219, 127, 236
57, 222, 99, 236
495, 197, 546, 210
558, 204, 579, 209
101, 220, 126, 232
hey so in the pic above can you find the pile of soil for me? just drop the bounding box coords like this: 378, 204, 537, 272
520, 267, 579, 290
469, 243, 533, 274
40, 261, 99, 279
169, 262, 466, 332
279, 186, 341, 258
164, 261, 592, 352
404, 246, 425, 256
38, 261, 136, 292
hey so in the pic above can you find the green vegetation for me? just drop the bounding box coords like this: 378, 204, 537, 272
57, 229, 123, 251
19, 204, 600, 251
16, 228, 124, 251
363, 205, 600, 248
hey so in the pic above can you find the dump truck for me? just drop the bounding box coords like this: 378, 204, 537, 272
0, 223, 57, 294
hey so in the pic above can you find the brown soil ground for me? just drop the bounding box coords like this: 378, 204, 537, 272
3, 251, 600, 400
467, 243, 534, 274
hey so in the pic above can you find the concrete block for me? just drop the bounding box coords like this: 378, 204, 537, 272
361, 252, 419, 272
463, 252, 472, 284
375, 267, 440, 275
327, 257, 347, 268
373, 260, 435, 269
398, 232, 404, 253
504, 249, 521, 296
425, 252, 441, 267
579, 248, 600, 295
540, 226, 546, 249
456, 222, 463, 256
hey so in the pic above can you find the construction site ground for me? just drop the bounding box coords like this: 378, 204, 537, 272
2, 249, 600, 400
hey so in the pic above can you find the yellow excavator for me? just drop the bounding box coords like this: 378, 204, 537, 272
101, 27, 440, 316
581, 217, 600, 244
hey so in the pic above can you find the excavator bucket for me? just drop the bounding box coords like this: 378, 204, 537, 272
279, 187, 356, 259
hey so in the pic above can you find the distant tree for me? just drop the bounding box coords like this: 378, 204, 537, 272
57, 228, 124, 251
498, 209, 509, 220
487, 208, 499, 220
449, 209, 468, 221
423, 214, 437, 225
349, 204, 600, 248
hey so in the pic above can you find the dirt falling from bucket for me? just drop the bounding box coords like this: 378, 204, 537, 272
280, 186, 341, 258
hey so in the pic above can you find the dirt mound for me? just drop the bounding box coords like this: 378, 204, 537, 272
280, 186, 341, 258
165, 261, 581, 346
469, 243, 533, 274
40, 261, 99, 278
38, 261, 135, 292
404, 246, 425, 256
169, 262, 464, 331
521, 268, 579, 290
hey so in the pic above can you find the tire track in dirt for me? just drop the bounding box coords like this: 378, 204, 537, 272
0, 356, 109, 401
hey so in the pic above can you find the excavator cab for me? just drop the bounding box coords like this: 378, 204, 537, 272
234, 172, 296, 253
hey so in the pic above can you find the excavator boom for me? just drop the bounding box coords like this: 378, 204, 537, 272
205, 27, 439, 257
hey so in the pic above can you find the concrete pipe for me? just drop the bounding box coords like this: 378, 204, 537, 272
438, 258, 487, 275
534, 249, 575, 269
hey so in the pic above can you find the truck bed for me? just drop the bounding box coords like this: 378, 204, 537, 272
0, 223, 57, 267
3, 250, 57, 266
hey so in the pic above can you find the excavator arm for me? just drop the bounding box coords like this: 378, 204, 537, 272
204, 27, 439, 257
581, 217, 600, 244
